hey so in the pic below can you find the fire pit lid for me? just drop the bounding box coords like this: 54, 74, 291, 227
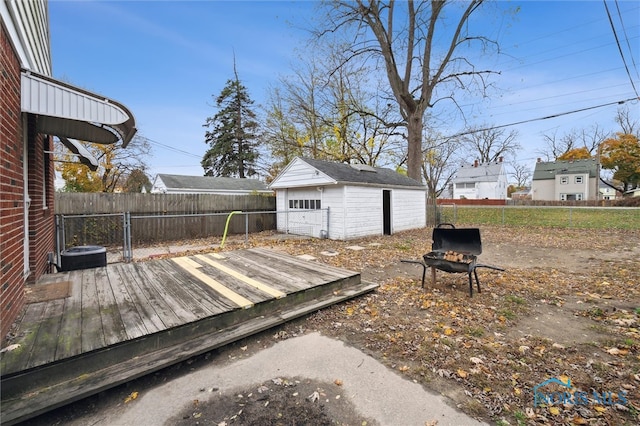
432, 226, 482, 255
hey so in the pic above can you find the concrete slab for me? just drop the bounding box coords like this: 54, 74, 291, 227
320, 250, 340, 257
76, 333, 486, 426
296, 254, 316, 261
346, 245, 366, 251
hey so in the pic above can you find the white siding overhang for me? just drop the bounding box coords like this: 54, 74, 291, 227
20, 70, 137, 147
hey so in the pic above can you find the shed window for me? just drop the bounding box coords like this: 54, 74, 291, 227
575, 176, 583, 184
289, 199, 321, 210
560, 176, 568, 184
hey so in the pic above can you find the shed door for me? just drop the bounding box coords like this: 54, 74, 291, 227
286, 190, 324, 238
383, 190, 391, 235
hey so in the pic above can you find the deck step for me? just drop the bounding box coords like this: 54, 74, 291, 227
0, 281, 378, 425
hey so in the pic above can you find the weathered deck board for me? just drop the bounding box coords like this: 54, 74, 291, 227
1, 247, 376, 426
27, 299, 65, 368
8, 303, 46, 372
108, 264, 148, 340
80, 268, 106, 353
115, 264, 167, 333
135, 262, 206, 322
246, 247, 355, 282
151, 260, 234, 314
55, 275, 83, 359
211, 252, 319, 292
94, 266, 127, 346
186, 257, 280, 304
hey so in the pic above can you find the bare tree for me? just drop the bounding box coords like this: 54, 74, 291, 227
615, 106, 639, 136
318, 0, 504, 181
539, 125, 609, 160
264, 44, 400, 169
460, 126, 520, 163
510, 161, 531, 188
421, 133, 460, 199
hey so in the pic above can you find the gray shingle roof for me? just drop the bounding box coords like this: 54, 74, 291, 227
300, 157, 425, 188
532, 158, 597, 181
157, 174, 268, 191
453, 162, 504, 183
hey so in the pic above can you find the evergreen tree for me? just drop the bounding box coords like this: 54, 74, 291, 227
202, 68, 259, 178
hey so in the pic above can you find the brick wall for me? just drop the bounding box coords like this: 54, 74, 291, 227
1, 22, 26, 338
26, 120, 55, 283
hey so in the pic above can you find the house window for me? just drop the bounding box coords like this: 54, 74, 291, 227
559, 176, 568, 184
575, 176, 583, 184
561, 193, 583, 201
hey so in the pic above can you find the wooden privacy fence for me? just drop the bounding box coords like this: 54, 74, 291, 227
55, 193, 277, 245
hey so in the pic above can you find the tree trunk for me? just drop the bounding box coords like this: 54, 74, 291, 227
407, 112, 423, 182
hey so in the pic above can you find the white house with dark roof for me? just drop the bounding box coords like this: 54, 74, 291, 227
531, 158, 598, 201
268, 157, 427, 240
150, 174, 272, 195
452, 159, 508, 199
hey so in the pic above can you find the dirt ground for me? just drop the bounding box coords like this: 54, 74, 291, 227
18, 225, 640, 425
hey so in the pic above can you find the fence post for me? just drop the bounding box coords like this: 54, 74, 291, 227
122, 212, 132, 262
502, 207, 505, 225
54, 214, 62, 268
245, 212, 249, 246
569, 207, 572, 228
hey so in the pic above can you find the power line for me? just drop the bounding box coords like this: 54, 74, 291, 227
613, 0, 640, 80
603, 0, 640, 98
142, 136, 202, 159
446, 97, 637, 140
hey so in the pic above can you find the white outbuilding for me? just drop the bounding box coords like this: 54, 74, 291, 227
268, 157, 427, 240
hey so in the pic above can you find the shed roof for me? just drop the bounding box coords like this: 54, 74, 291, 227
532, 158, 597, 181
453, 162, 504, 183
156, 174, 269, 192
281, 157, 424, 188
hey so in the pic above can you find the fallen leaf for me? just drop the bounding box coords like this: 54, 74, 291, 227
572, 416, 588, 424
399, 365, 410, 372
470, 356, 483, 364
334, 379, 343, 386
124, 391, 139, 403
457, 369, 468, 378
444, 328, 454, 336
594, 406, 607, 413
549, 406, 561, 415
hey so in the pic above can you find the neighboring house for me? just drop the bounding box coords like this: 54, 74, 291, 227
531, 158, 598, 201
625, 188, 640, 197
511, 187, 532, 200
268, 157, 427, 240
0, 1, 136, 339
150, 174, 272, 195
452, 159, 508, 199
599, 181, 620, 200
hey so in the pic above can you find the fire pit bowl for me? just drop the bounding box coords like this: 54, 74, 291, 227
401, 223, 504, 297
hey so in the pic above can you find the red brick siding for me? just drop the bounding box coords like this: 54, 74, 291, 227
26, 120, 55, 282
1, 21, 26, 338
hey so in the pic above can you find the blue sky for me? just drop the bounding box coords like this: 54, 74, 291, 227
49, 1, 640, 181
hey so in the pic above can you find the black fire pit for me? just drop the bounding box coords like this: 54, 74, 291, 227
402, 223, 504, 297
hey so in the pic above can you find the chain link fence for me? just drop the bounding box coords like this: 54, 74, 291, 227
54, 209, 329, 265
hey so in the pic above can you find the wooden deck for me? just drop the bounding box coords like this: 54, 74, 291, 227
0, 248, 377, 425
